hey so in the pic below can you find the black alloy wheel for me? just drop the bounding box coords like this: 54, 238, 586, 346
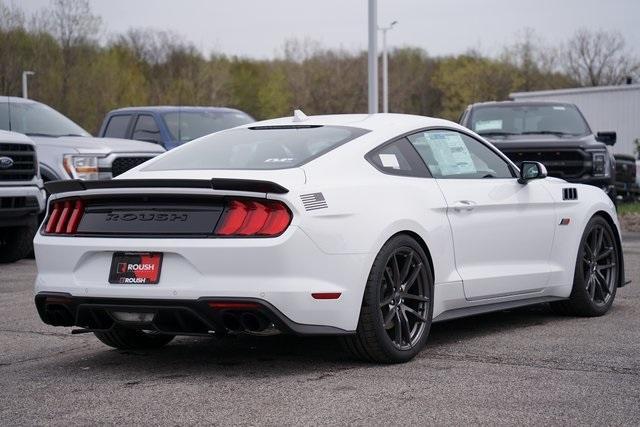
379, 247, 430, 350
551, 215, 620, 317
343, 234, 433, 363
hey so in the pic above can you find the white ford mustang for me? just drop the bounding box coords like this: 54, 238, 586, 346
34, 113, 626, 363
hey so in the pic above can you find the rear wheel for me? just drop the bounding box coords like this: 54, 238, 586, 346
94, 326, 174, 350
551, 216, 619, 316
0, 216, 38, 263
343, 234, 433, 363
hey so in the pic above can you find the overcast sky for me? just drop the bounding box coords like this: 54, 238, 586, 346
19, 0, 640, 58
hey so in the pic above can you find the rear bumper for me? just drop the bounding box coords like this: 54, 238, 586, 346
34, 227, 370, 332
0, 185, 45, 226
34, 293, 351, 336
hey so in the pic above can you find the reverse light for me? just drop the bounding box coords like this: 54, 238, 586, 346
44, 199, 85, 235
215, 199, 292, 237
63, 155, 100, 180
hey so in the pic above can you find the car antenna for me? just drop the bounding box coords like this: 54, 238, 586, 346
293, 109, 308, 122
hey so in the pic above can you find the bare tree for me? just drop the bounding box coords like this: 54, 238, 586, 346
37, 0, 101, 110
564, 29, 639, 86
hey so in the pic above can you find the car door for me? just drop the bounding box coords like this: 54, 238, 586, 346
407, 129, 556, 300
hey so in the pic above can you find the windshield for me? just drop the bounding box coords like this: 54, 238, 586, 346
469, 104, 590, 136
145, 125, 369, 171
162, 110, 254, 143
0, 101, 90, 137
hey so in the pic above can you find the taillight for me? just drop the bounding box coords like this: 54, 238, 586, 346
215, 199, 291, 237
44, 199, 85, 235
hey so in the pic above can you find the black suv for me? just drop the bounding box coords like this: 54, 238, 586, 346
459, 101, 617, 201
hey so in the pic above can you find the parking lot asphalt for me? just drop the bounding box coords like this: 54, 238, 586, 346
1, 235, 639, 425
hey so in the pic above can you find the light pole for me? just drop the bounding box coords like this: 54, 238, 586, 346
379, 21, 397, 113
367, 0, 378, 114
22, 71, 35, 99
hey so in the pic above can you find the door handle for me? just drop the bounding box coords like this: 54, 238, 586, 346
452, 200, 476, 212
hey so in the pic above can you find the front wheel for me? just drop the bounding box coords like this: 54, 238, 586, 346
551, 216, 620, 316
342, 234, 433, 363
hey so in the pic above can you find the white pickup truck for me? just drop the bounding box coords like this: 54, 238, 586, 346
0, 97, 164, 183
0, 130, 45, 262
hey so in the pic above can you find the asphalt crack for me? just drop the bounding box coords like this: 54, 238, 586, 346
0, 328, 69, 338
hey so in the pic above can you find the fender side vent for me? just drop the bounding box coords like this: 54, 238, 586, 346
300, 192, 328, 211
562, 188, 578, 200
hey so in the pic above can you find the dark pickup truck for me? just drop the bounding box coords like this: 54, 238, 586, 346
459, 101, 617, 201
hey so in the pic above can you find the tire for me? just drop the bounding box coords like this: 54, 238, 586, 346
550, 215, 620, 317
94, 326, 174, 350
0, 216, 38, 263
342, 234, 434, 363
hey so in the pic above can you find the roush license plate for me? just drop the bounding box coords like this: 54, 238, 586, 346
109, 252, 163, 285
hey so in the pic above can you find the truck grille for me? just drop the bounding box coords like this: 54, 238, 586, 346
501, 149, 588, 179
0, 143, 36, 181
614, 155, 636, 183
111, 157, 153, 177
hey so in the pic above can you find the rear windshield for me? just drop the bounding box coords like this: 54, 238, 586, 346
144, 125, 369, 171
469, 104, 590, 136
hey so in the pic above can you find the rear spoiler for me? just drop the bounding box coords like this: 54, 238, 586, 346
44, 178, 289, 196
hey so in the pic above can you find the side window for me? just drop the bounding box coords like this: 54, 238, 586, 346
368, 138, 430, 177
132, 115, 162, 144
103, 115, 131, 138
407, 130, 514, 179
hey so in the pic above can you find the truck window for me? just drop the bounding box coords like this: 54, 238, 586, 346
103, 115, 131, 139
132, 115, 162, 144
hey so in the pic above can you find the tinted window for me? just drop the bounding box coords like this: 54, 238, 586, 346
469, 104, 590, 136
0, 101, 89, 137
368, 138, 429, 177
408, 130, 514, 179
162, 111, 254, 144
145, 125, 368, 171
103, 115, 131, 138
132, 115, 161, 144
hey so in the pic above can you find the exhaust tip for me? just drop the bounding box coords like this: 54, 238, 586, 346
221, 312, 243, 332
240, 312, 267, 332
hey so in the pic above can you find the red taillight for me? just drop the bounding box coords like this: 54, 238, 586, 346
215, 199, 291, 237
44, 198, 85, 235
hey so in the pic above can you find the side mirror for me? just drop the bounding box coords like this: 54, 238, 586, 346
518, 161, 547, 184
596, 131, 617, 146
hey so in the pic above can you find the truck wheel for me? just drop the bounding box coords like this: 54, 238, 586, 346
0, 216, 38, 263
95, 326, 174, 350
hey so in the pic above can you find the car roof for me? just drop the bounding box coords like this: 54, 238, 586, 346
107, 106, 248, 114
469, 100, 578, 108
243, 113, 463, 134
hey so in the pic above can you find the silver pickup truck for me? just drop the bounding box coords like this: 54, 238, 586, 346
0, 97, 164, 183
0, 130, 45, 262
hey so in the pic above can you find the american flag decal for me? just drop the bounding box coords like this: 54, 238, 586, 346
300, 192, 328, 211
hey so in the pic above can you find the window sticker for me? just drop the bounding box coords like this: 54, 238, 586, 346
424, 132, 476, 176
474, 120, 503, 131
379, 153, 400, 169
552, 106, 566, 110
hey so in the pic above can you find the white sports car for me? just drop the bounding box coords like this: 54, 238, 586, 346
34, 112, 627, 363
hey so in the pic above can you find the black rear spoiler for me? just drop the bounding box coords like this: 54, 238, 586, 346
44, 178, 289, 195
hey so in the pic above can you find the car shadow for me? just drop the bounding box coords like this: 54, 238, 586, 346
42, 303, 583, 379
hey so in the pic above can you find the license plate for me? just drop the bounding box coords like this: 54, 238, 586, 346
109, 252, 163, 285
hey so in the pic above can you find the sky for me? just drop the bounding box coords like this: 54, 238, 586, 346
18, 0, 640, 58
